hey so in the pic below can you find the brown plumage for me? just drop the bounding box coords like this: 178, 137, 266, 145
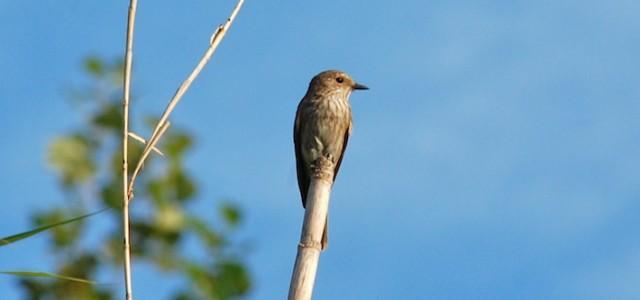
293, 70, 368, 250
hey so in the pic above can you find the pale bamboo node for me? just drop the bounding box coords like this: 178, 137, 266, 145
288, 156, 335, 300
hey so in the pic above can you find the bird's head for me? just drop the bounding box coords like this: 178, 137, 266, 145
307, 70, 368, 97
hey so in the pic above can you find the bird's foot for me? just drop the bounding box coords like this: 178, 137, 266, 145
311, 156, 335, 180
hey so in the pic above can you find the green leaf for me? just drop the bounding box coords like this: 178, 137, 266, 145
147, 178, 169, 203
100, 181, 122, 209
220, 203, 242, 227
155, 203, 185, 232
212, 261, 251, 299
187, 217, 221, 248
173, 170, 196, 201
183, 262, 215, 297
92, 103, 123, 131
165, 133, 193, 158
84, 57, 104, 77
48, 135, 96, 186
0, 271, 94, 284
0, 208, 108, 246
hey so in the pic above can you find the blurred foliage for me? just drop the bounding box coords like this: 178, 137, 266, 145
17, 57, 251, 299
48, 136, 96, 187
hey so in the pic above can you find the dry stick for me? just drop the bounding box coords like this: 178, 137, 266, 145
288, 157, 335, 300
127, 121, 170, 198
121, 0, 138, 299
127, 0, 245, 198
128, 132, 164, 156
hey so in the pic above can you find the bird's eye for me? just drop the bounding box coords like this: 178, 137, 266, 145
336, 77, 344, 83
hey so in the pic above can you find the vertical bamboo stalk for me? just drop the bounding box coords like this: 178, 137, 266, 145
289, 157, 334, 300
121, 0, 138, 299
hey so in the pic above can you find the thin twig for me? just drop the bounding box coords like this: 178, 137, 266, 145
127, 121, 170, 198
128, 132, 164, 156
121, 0, 138, 299
127, 0, 245, 197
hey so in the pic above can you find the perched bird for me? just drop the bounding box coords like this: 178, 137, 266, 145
294, 70, 368, 250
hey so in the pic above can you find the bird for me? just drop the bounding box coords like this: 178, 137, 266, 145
293, 70, 368, 250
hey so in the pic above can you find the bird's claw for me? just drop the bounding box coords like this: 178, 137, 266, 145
326, 154, 335, 162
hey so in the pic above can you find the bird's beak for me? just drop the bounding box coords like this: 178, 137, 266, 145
353, 82, 369, 90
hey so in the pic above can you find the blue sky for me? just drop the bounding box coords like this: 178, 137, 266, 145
1, 0, 640, 299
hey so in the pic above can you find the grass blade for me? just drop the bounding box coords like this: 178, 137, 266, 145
0, 208, 109, 246
0, 271, 94, 284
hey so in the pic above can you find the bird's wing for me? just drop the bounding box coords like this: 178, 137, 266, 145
333, 121, 352, 182
294, 101, 310, 208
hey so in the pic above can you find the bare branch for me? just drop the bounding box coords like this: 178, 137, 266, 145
128, 0, 245, 197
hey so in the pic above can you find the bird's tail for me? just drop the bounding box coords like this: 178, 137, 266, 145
321, 215, 328, 251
